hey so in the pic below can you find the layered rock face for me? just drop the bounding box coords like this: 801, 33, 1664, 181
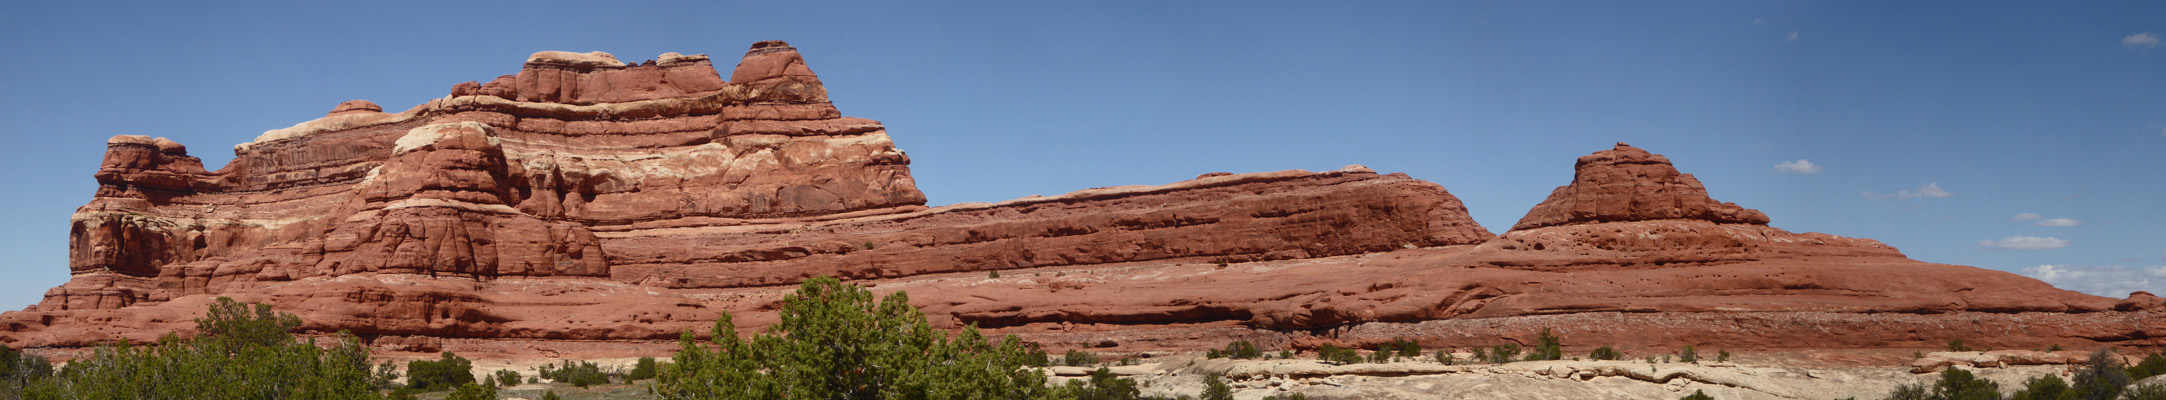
913, 144, 2136, 352
4, 41, 2152, 353
3, 40, 1503, 347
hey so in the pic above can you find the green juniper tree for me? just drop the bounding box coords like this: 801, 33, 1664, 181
1525, 329, 1563, 361
405, 352, 475, 391
14, 297, 378, 400
651, 276, 1059, 400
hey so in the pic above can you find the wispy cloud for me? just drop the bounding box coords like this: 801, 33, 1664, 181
2125, 32, 2161, 50
1978, 236, 2070, 250
2035, 218, 2081, 227
1754, 18, 1767, 26
2022, 264, 2165, 298
1773, 159, 1821, 174
1861, 183, 1954, 200
1786, 31, 1800, 42
2013, 212, 2043, 221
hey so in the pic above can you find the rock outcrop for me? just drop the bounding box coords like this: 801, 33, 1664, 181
2, 41, 2152, 354
1512, 142, 1767, 231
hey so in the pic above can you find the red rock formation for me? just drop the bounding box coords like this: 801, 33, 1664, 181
1513, 142, 1768, 231
2120, 291, 2164, 312
1, 42, 2150, 355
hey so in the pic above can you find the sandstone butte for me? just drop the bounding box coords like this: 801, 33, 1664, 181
1, 40, 2157, 355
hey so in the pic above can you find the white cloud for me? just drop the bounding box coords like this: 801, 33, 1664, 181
2125, 32, 2161, 49
2035, 218, 2081, 227
1754, 18, 1766, 26
1862, 183, 1954, 200
1909, 183, 1953, 198
2013, 212, 2043, 221
1787, 31, 1800, 42
1978, 236, 2070, 250
2022, 264, 2166, 298
1773, 159, 1822, 174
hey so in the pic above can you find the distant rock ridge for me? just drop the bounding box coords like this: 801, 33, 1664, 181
1, 41, 2147, 352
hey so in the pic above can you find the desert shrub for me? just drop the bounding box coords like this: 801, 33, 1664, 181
1060, 366, 1170, 400
1718, 350, 1732, 363
626, 356, 659, 381
539, 360, 611, 387
407, 352, 476, 391
1927, 368, 2001, 400
1434, 350, 1454, 365
15, 297, 377, 400
1679, 345, 1699, 364
1947, 339, 1974, 352
1381, 338, 1421, 360
1482, 343, 1521, 364
1223, 340, 1262, 360
2010, 374, 2070, 400
1368, 347, 1395, 363
387, 387, 416, 400
1317, 344, 1363, 364
493, 369, 521, 386
2072, 348, 2131, 400
2129, 352, 2166, 381
1066, 349, 1101, 366
541, 390, 564, 400
1589, 346, 1622, 361
1681, 389, 1714, 400
1279, 350, 1294, 360
444, 382, 497, 400
989, 270, 1001, 279
1200, 373, 1233, 400
651, 276, 1060, 400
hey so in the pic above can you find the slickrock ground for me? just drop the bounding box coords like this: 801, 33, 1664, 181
293, 349, 2138, 400
2, 40, 2157, 375
1099, 356, 2081, 400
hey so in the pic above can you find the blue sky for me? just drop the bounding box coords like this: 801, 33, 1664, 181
2, 2, 2161, 309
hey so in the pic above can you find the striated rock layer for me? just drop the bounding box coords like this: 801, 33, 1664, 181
2, 41, 2153, 353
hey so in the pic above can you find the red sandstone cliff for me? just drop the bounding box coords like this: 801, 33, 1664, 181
2, 41, 2153, 352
